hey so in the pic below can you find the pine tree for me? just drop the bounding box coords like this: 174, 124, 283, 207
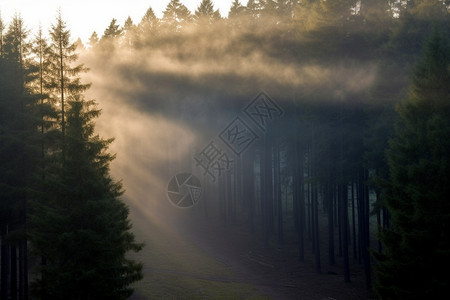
47, 11, 89, 161
194, 0, 221, 26
139, 7, 159, 34
30, 26, 58, 162
123, 16, 134, 32
29, 96, 143, 299
228, 0, 246, 28
28, 15, 143, 297
161, 0, 193, 32
0, 14, 41, 300
0, 13, 5, 56
374, 27, 450, 299
228, 0, 245, 18
3, 14, 30, 74
102, 18, 122, 40
136, 7, 159, 47
121, 16, 135, 47
88, 31, 99, 48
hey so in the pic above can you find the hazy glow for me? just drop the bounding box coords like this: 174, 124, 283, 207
0, 0, 233, 42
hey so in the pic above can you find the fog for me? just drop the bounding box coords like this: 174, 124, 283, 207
80, 19, 378, 221
77, 10, 404, 298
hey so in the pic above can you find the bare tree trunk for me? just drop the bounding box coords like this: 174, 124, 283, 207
358, 167, 371, 289
341, 183, 350, 282
327, 179, 335, 265
293, 134, 305, 261
10, 244, 17, 300
262, 136, 272, 247
275, 139, 283, 244
1, 225, 9, 300
244, 148, 255, 233
351, 182, 358, 260
311, 123, 321, 274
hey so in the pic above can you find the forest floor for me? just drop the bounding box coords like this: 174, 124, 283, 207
128, 204, 374, 300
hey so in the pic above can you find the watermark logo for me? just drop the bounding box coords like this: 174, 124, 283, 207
194, 141, 234, 183
243, 91, 284, 132
167, 91, 283, 208
167, 173, 202, 208
219, 116, 259, 156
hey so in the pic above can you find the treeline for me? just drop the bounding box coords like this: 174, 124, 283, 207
80, 0, 449, 298
0, 12, 142, 300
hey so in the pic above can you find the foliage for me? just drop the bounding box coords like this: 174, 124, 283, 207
374, 27, 450, 299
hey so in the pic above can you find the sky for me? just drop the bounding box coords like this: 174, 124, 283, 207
0, 0, 234, 42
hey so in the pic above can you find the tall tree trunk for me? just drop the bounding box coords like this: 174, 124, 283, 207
1, 225, 9, 300
312, 182, 321, 273
19, 202, 28, 300
221, 173, 227, 226
351, 181, 358, 260
293, 134, 305, 261
358, 167, 371, 289
307, 147, 312, 243
341, 183, 350, 282
59, 30, 66, 162
244, 148, 255, 233
327, 179, 335, 265
10, 244, 17, 300
262, 136, 272, 247
275, 139, 283, 244
311, 123, 321, 274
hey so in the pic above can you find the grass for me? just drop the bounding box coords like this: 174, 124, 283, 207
127, 205, 272, 300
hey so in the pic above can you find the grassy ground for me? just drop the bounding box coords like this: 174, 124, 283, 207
128, 205, 272, 300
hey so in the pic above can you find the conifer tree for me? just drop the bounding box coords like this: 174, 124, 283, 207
120, 16, 135, 47
102, 18, 122, 40
47, 11, 89, 161
88, 31, 99, 48
228, 0, 246, 28
136, 7, 159, 47
139, 7, 159, 33
161, 0, 193, 32
30, 26, 59, 161
194, 0, 221, 26
28, 14, 143, 299
0, 14, 41, 300
29, 96, 143, 299
374, 28, 450, 299
0, 13, 5, 56
229, 0, 245, 18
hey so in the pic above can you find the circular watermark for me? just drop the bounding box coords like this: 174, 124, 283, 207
167, 173, 202, 208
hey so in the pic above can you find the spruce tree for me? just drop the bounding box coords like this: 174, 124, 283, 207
0, 13, 5, 56
47, 11, 89, 161
194, 0, 221, 26
120, 17, 135, 48
228, 0, 246, 27
138, 7, 159, 34
229, 0, 245, 17
374, 27, 450, 299
28, 12, 143, 299
88, 31, 99, 48
102, 18, 122, 40
29, 96, 143, 299
161, 0, 193, 32
0, 14, 41, 299
136, 7, 159, 47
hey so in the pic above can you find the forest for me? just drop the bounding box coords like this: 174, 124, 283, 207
1, 0, 450, 299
